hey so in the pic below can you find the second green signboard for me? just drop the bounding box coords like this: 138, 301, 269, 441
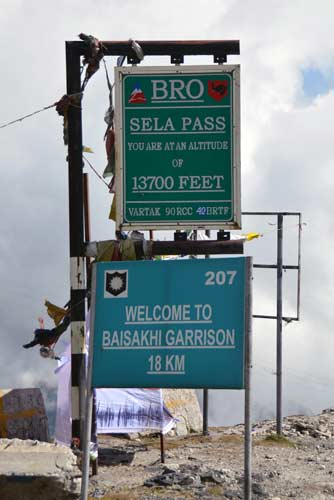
115, 65, 240, 230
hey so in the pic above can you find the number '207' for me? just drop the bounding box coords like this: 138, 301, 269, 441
204, 270, 237, 286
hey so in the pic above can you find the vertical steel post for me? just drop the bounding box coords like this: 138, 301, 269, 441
203, 229, 210, 436
150, 230, 165, 464
80, 266, 96, 500
193, 230, 209, 436
66, 42, 86, 444
276, 214, 283, 434
296, 213, 302, 321
83, 173, 91, 287
244, 256, 253, 500
83, 173, 98, 475
203, 389, 209, 435
160, 432, 165, 464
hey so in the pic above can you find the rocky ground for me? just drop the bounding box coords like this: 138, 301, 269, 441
87, 409, 334, 500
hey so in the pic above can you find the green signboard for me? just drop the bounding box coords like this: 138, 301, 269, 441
115, 65, 240, 230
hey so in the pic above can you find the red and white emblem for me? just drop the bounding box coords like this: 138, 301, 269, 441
128, 85, 147, 104
208, 80, 228, 101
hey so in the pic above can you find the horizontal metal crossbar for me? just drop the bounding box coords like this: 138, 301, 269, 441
253, 314, 298, 321
253, 264, 299, 270
66, 39, 240, 58
242, 211, 301, 216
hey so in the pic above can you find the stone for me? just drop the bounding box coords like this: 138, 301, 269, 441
200, 470, 226, 484
252, 481, 269, 496
163, 464, 180, 473
145, 470, 202, 488
0, 438, 81, 500
223, 490, 243, 499
0, 388, 49, 441
144, 464, 236, 491
163, 389, 202, 435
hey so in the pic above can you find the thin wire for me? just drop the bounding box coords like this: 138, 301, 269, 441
0, 103, 57, 129
240, 221, 307, 238
0, 92, 83, 130
264, 221, 307, 233
255, 364, 334, 388
83, 155, 110, 189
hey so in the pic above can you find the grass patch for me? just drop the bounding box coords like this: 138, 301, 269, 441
257, 433, 296, 447
140, 431, 243, 451
218, 434, 244, 445
88, 494, 138, 500
88, 487, 195, 499
88, 495, 132, 500
140, 433, 206, 450
206, 484, 225, 496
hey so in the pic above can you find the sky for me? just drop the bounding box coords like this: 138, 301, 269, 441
0, 0, 333, 427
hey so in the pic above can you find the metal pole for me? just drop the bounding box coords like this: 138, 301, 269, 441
202, 228, 210, 436
83, 173, 91, 287
296, 213, 302, 321
80, 388, 93, 500
159, 433, 165, 464
66, 42, 87, 445
149, 229, 165, 464
91, 389, 98, 476
80, 267, 97, 500
67, 39, 240, 59
202, 389, 209, 435
83, 173, 98, 476
85, 239, 244, 258
276, 214, 283, 435
244, 256, 253, 500
191, 229, 209, 437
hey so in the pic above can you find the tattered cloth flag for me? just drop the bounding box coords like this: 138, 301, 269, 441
103, 127, 115, 179
108, 194, 116, 221
102, 57, 116, 180
45, 300, 68, 326
22, 315, 70, 350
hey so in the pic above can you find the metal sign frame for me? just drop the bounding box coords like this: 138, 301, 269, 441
64, 38, 253, 500
115, 64, 241, 231
81, 256, 252, 499
65, 38, 240, 448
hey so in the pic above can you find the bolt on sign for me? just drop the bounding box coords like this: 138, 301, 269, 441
114, 65, 241, 230
89, 257, 252, 389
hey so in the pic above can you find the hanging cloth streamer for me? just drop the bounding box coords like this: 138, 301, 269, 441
79, 33, 104, 91
55, 93, 82, 145
103, 127, 115, 180
108, 194, 116, 221
94, 239, 137, 262
45, 300, 69, 326
231, 232, 262, 242
22, 315, 70, 352
102, 58, 116, 181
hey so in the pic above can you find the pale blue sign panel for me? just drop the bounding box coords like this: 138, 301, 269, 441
90, 257, 251, 389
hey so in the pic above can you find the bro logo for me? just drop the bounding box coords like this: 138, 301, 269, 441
208, 80, 228, 101
104, 270, 128, 298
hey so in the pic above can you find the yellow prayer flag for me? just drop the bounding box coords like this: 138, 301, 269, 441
245, 233, 262, 241
109, 195, 116, 221
44, 300, 68, 326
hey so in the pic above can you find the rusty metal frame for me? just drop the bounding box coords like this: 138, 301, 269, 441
66, 39, 240, 446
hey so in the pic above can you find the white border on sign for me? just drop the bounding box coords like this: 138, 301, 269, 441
114, 64, 241, 231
